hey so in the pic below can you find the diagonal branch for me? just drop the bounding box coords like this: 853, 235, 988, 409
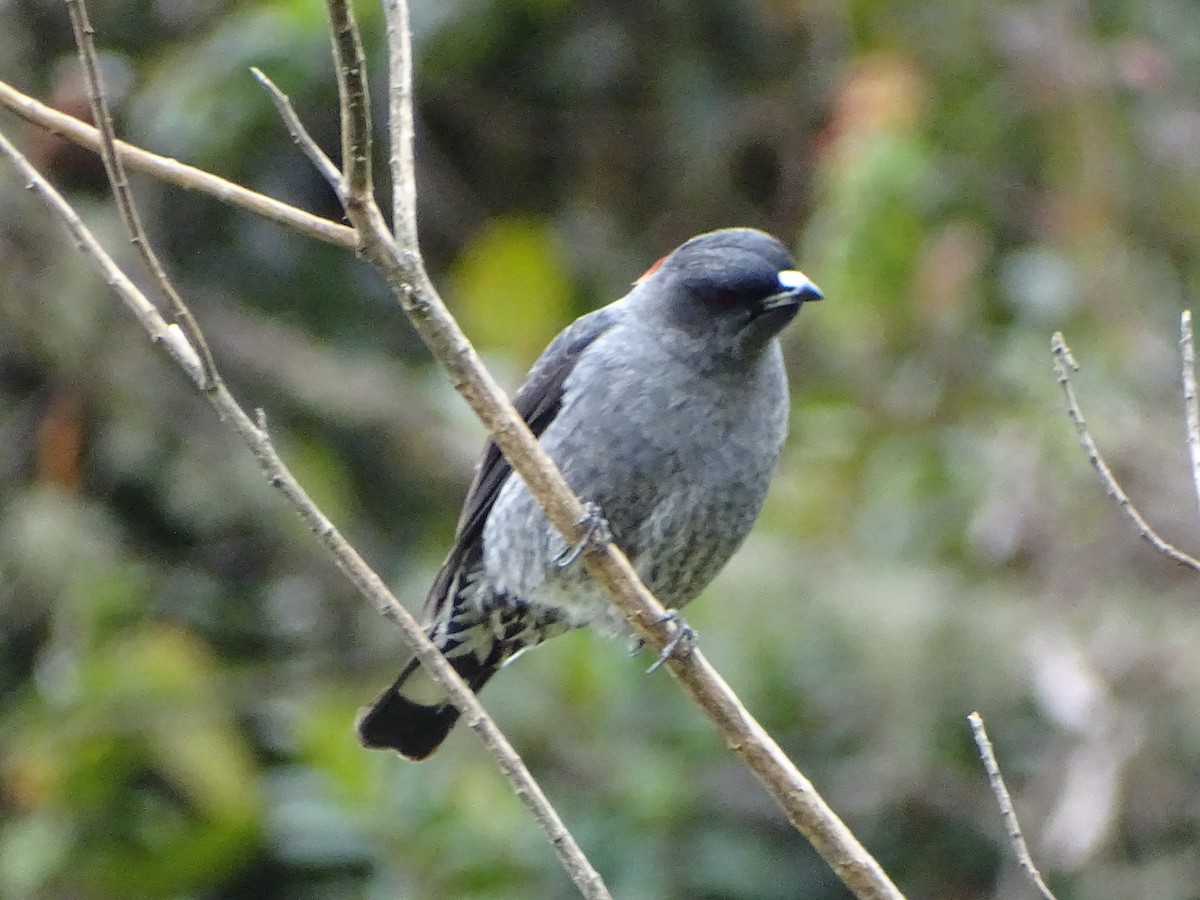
1051, 332, 1200, 572
250, 68, 342, 192
969, 712, 1058, 900
65, 0, 218, 389
0, 78, 355, 249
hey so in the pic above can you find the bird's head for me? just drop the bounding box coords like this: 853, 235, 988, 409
635, 227, 822, 362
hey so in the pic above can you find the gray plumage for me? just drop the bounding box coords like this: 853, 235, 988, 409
358, 227, 822, 759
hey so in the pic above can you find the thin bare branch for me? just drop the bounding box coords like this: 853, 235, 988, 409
0, 78, 355, 249
1181, 311, 1200, 519
0, 129, 201, 382
381, 0, 418, 250
968, 712, 1058, 900
0, 122, 610, 900
1051, 332, 1200, 572
324, 0, 373, 202
66, 0, 218, 388
250, 68, 342, 193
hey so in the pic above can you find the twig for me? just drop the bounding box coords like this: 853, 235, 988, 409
1181, 312, 1200, 519
968, 712, 1058, 900
0, 78, 355, 249
1051, 332, 1200, 572
0, 114, 610, 900
250, 69, 342, 192
0, 130, 199, 379
381, 0, 418, 250
65, 0, 218, 389
324, 0, 373, 202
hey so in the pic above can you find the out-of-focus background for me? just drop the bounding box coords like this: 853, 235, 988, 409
2, 0, 1200, 897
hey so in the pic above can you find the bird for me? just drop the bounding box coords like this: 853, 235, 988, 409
357, 227, 822, 759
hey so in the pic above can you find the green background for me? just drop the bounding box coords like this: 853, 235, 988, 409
2, 0, 1200, 897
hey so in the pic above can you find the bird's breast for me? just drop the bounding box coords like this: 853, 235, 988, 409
480, 333, 789, 629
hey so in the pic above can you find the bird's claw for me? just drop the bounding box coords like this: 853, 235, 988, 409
554, 501, 612, 568
645, 610, 696, 673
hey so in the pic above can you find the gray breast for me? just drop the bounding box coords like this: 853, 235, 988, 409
481, 330, 789, 634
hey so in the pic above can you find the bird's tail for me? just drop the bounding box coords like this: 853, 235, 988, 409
356, 642, 503, 760
358, 595, 567, 759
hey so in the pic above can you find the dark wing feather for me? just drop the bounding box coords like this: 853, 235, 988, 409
423, 307, 617, 621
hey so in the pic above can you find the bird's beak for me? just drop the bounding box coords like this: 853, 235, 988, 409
735, 269, 817, 351
754, 272, 823, 318
767, 269, 823, 307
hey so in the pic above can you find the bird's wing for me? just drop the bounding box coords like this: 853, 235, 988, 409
423, 306, 618, 621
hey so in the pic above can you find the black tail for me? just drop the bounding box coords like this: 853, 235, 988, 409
356, 652, 502, 760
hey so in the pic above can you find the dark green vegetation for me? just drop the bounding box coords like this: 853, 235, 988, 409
3, 0, 1200, 897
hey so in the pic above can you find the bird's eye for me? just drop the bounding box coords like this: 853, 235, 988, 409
706, 288, 743, 308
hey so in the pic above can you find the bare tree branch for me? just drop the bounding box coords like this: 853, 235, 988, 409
968, 712, 1058, 900
1181, 311, 1200, 519
381, 0, 418, 250
65, 0, 218, 389
1051, 332, 1200, 572
0, 78, 356, 249
250, 68, 342, 192
324, 0, 372, 203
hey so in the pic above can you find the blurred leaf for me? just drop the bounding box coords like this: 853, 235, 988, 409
294, 691, 375, 805
263, 766, 371, 869
0, 811, 72, 900
449, 217, 573, 360
133, 0, 361, 166
2, 626, 260, 897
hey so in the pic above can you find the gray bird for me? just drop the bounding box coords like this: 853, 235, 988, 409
357, 227, 822, 759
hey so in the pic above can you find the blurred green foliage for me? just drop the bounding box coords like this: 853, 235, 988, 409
3, 0, 1200, 897
449, 216, 573, 358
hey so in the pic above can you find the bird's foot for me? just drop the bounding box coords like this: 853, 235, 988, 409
554, 501, 612, 568
645, 610, 697, 673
